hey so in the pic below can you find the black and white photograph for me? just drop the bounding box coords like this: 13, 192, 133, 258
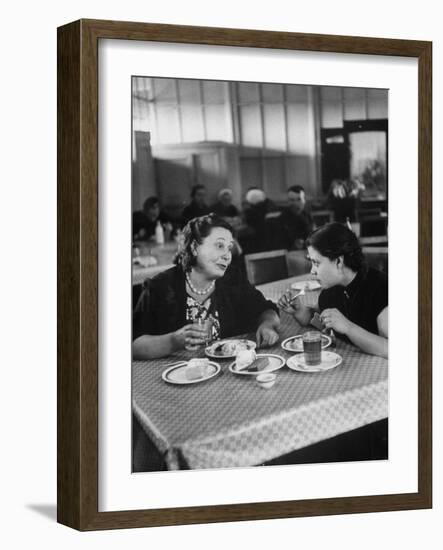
2, 0, 437, 542
131, 76, 389, 473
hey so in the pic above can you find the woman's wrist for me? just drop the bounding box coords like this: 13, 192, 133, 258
343, 319, 355, 336
170, 331, 182, 351
259, 310, 280, 330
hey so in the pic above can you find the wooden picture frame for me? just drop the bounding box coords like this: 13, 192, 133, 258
57, 19, 432, 530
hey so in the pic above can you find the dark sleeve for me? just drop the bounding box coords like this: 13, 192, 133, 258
181, 206, 192, 228
318, 288, 338, 313
132, 211, 145, 237
238, 279, 279, 324
133, 280, 154, 341
318, 289, 327, 312
370, 272, 388, 317
305, 211, 314, 235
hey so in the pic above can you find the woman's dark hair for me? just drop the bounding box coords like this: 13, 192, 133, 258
287, 185, 305, 194
174, 214, 234, 272
306, 222, 366, 273
143, 196, 159, 211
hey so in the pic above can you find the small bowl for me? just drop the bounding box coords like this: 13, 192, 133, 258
256, 372, 276, 389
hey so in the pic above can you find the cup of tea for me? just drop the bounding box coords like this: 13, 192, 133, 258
302, 331, 322, 366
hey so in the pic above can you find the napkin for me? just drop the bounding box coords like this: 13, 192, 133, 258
310, 312, 324, 330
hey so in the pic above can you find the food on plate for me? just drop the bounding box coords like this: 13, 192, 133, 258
291, 279, 321, 291
235, 349, 257, 371
244, 357, 270, 373
212, 340, 251, 356
235, 352, 271, 373
186, 358, 210, 381
286, 339, 302, 351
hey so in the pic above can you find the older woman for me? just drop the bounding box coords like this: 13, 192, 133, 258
133, 214, 280, 359
279, 223, 388, 358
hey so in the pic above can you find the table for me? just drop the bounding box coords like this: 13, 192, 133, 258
132, 275, 388, 470
132, 241, 178, 285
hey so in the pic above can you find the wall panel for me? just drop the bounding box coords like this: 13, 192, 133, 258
367, 89, 388, 119
320, 87, 344, 128
343, 87, 367, 120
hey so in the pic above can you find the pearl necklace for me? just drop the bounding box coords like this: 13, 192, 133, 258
186, 273, 215, 296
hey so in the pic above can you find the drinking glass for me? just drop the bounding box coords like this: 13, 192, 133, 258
198, 318, 213, 346
302, 331, 322, 366
185, 318, 213, 351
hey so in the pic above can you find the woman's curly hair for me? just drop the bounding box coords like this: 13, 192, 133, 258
306, 222, 366, 273
174, 214, 234, 272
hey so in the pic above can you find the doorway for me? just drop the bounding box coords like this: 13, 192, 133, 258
320, 119, 388, 198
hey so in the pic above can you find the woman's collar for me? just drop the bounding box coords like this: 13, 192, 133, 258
344, 267, 366, 295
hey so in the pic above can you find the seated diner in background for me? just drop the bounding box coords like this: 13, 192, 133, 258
211, 188, 239, 218
181, 184, 212, 227
327, 178, 364, 223
240, 188, 279, 253
278, 185, 314, 250
133, 214, 280, 360
278, 222, 388, 358
211, 188, 242, 231
133, 196, 173, 241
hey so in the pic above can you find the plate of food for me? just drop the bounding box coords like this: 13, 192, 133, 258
281, 333, 331, 353
290, 279, 321, 291
162, 358, 221, 385
205, 339, 256, 359
228, 350, 286, 375
286, 351, 342, 373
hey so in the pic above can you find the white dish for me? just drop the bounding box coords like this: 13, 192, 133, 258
290, 279, 321, 291
162, 361, 220, 385
256, 373, 277, 389
229, 354, 286, 375
205, 339, 256, 359
286, 351, 343, 373
281, 333, 331, 353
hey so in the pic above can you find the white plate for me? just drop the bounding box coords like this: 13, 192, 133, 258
291, 279, 321, 291
229, 354, 286, 375
286, 351, 342, 373
281, 334, 331, 353
205, 339, 257, 359
162, 361, 221, 385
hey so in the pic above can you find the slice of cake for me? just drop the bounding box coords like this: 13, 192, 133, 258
235, 349, 257, 371
185, 358, 210, 381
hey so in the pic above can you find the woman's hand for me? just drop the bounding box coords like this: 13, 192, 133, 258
256, 322, 279, 348
171, 324, 207, 350
278, 289, 302, 315
320, 308, 352, 335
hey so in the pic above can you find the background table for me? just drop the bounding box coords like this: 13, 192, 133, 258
133, 276, 388, 470
132, 241, 178, 284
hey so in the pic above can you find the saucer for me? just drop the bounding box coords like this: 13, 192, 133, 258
281, 334, 331, 353
286, 351, 342, 373
291, 279, 321, 291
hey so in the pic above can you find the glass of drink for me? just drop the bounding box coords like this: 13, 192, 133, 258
198, 318, 213, 346
185, 318, 213, 351
302, 331, 322, 366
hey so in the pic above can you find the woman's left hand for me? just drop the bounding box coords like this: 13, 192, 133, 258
320, 308, 352, 334
256, 322, 279, 348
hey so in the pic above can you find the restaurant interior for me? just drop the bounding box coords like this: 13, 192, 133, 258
131, 76, 389, 472
132, 77, 387, 291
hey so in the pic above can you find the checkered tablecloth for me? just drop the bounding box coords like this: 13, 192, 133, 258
132, 276, 388, 470
258, 275, 321, 307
